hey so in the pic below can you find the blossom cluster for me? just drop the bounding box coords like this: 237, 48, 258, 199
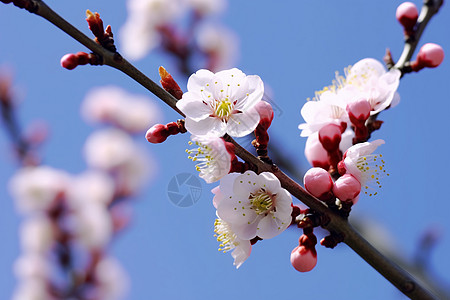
9, 86, 158, 300
147, 67, 293, 268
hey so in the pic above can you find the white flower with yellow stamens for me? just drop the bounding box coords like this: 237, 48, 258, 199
215, 171, 292, 240
214, 217, 251, 269
176, 68, 264, 137
186, 135, 234, 183
343, 139, 388, 197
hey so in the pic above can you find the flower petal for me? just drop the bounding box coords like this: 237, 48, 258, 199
232, 240, 251, 269
256, 215, 287, 239
233, 171, 259, 197
226, 107, 260, 137
184, 117, 227, 137
187, 69, 214, 92
257, 172, 281, 194
177, 91, 212, 121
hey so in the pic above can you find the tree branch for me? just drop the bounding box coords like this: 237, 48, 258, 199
1, 0, 444, 299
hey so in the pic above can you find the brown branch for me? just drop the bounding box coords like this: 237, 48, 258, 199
1, 0, 444, 299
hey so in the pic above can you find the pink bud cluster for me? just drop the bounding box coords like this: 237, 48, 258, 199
396, 2, 444, 71
304, 168, 356, 206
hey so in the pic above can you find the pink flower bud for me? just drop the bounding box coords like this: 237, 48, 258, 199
332, 174, 361, 203
305, 133, 329, 169
145, 124, 168, 143
254, 101, 274, 129
347, 99, 371, 126
304, 167, 333, 200
319, 123, 342, 152
337, 160, 346, 175
60, 54, 79, 70
417, 43, 445, 68
396, 2, 418, 32
290, 245, 317, 272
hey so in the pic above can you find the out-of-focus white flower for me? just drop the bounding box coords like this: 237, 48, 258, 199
12, 278, 53, 300
14, 254, 50, 280
84, 128, 153, 195
187, 0, 226, 15
20, 215, 54, 254
196, 25, 238, 72
119, 19, 160, 61
95, 256, 129, 300
215, 171, 292, 240
177, 68, 264, 137
82, 86, 161, 133
186, 135, 234, 183
9, 166, 69, 214
74, 203, 113, 250
120, 0, 186, 60
214, 217, 251, 269
67, 171, 115, 208
343, 139, 387, 197
114, 147, 152, 195
84, 129, 136, 171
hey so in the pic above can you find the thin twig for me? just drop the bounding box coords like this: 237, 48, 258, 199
1, 0, 444, 299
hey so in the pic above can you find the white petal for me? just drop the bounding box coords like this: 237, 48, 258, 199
234, 75, 264, 112
232, 240, 251, 269
184, 117, 226, 137
187, 69, 214, 92
257, 172, 281, 194
176, 92, 212, 121
233, 171, 259, 197
256, 215, 287, 239
217, 194, 256, 226
232, 218, 259, 240
226, 107, 260, 137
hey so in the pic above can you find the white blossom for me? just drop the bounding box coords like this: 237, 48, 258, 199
215, 171, 292, 240
214, 217, 251, 268
19, 215, 54, 254
12, 278, 53, 300
187, 0, 226, 15
82, 86, 161, 133
84, 129, 136, 171
14, 254, 50, 280
186, 135, 233, 183
9, 166, 69, 214
67, 170, 115, 208
177, 68, 264, 137
343, 139, 388, 197
95, 256, 129, 300
119, 0, 186, 60
342, 58, 401, 114
196, 25, 238, 71
73, 203, 113, 250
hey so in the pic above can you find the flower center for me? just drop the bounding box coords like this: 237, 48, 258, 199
356, 154, 389, 196
249, 190, 274, 215
214, 219, 238, 252
213, 98, 233, 121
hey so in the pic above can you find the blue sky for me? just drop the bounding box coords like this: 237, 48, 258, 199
1, 1, 450, 299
